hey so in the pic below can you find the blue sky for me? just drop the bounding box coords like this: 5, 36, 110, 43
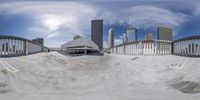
0, 0, 200, 47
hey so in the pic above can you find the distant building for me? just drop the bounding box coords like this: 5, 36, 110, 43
73, 35, 82, 40
144, 33, 153, 41
122, 33, 127, 43
157, 27, 173, 41
91, 20, 103, 49
127, 27, 137, 42
32, 38, 44, 46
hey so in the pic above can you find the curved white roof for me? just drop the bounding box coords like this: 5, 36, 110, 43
61, 38, 99, 49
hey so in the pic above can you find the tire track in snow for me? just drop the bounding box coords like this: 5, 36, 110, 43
0, 58, 19, 73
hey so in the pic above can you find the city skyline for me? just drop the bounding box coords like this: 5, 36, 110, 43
0, 1, 200, 47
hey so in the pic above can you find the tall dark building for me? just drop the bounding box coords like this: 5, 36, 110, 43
91, 20, 103, 49
157, 27, 173, 41
32, 38, 44, 46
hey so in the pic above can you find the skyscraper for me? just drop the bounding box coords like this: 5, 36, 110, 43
108, 28, 114, 48
91, 20, 103, 49
157, 27, 173, 41
126, 27, 137, 42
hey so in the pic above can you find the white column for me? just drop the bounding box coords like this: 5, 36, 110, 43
8, 39, 10, 55
195, 39, 197, 55
16, 40, 19, 55
15, 40, 17, 54
134, 44, 136, 54
155, 42, 157, 55
143, 43, 145, 55
10, 39, 12, 55
183, 41, 185, 55
163, 44, 166, 55
177, 42, 179, 54
183, 41, 186, 55
178, 42, 180, 54
174, 43, 176, 54
180, 41, 182, 55
173, 43, 175, 54
190, 40, 192, 55
178, 42, 181, 54
5, 39, 8, 55
19, 40, 21, 55
0, 39, 1, 56
17, 40, 19, 55
198, 39, 200, 55
21, 40, 23, 55
186, 40, 188, 55
199, 39, 200, 55
160, 43, 162, 55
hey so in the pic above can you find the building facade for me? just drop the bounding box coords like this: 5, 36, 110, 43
91, 20, 103, 49
108, 28, 114, 48
157, 27, 173, 41
111, 41, 171, 55
0, 35, 48, 57
61, 38, 99, 56
32, 38, 44, 46
173, 36, 200, 57
127, 27, 137, 42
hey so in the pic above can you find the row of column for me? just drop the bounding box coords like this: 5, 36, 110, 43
173, 39, 200, 56
125, 43, 141, 55
0, 39, 25, 56
143, 43, 155, 55
157, 43, 171, 55
111, 42, 172, 55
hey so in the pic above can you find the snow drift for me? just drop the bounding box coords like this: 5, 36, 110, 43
0, 52, 200, 100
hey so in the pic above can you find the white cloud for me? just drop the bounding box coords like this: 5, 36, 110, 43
193, 4, 200, 16
0, 1, 98, 47
104, 5, 189, 30
0, 2, 190, 47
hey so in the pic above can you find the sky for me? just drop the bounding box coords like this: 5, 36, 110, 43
0, 0, 200, 48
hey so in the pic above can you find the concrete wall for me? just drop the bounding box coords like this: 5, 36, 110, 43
111, 41, 172, 55
173, 39, 200, 57
0, 36, 48, 57
26, 41, 43, 54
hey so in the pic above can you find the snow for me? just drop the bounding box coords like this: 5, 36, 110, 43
0, 51, 200, 100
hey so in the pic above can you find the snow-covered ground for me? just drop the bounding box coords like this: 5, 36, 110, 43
0, 51, 200, 100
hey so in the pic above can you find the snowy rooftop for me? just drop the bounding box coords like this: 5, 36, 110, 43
0, 52, 200, 100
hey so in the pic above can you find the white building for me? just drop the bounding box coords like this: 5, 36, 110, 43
173, 36, 200, 57
61, 38, 99, 55
0, 35, 49, 57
